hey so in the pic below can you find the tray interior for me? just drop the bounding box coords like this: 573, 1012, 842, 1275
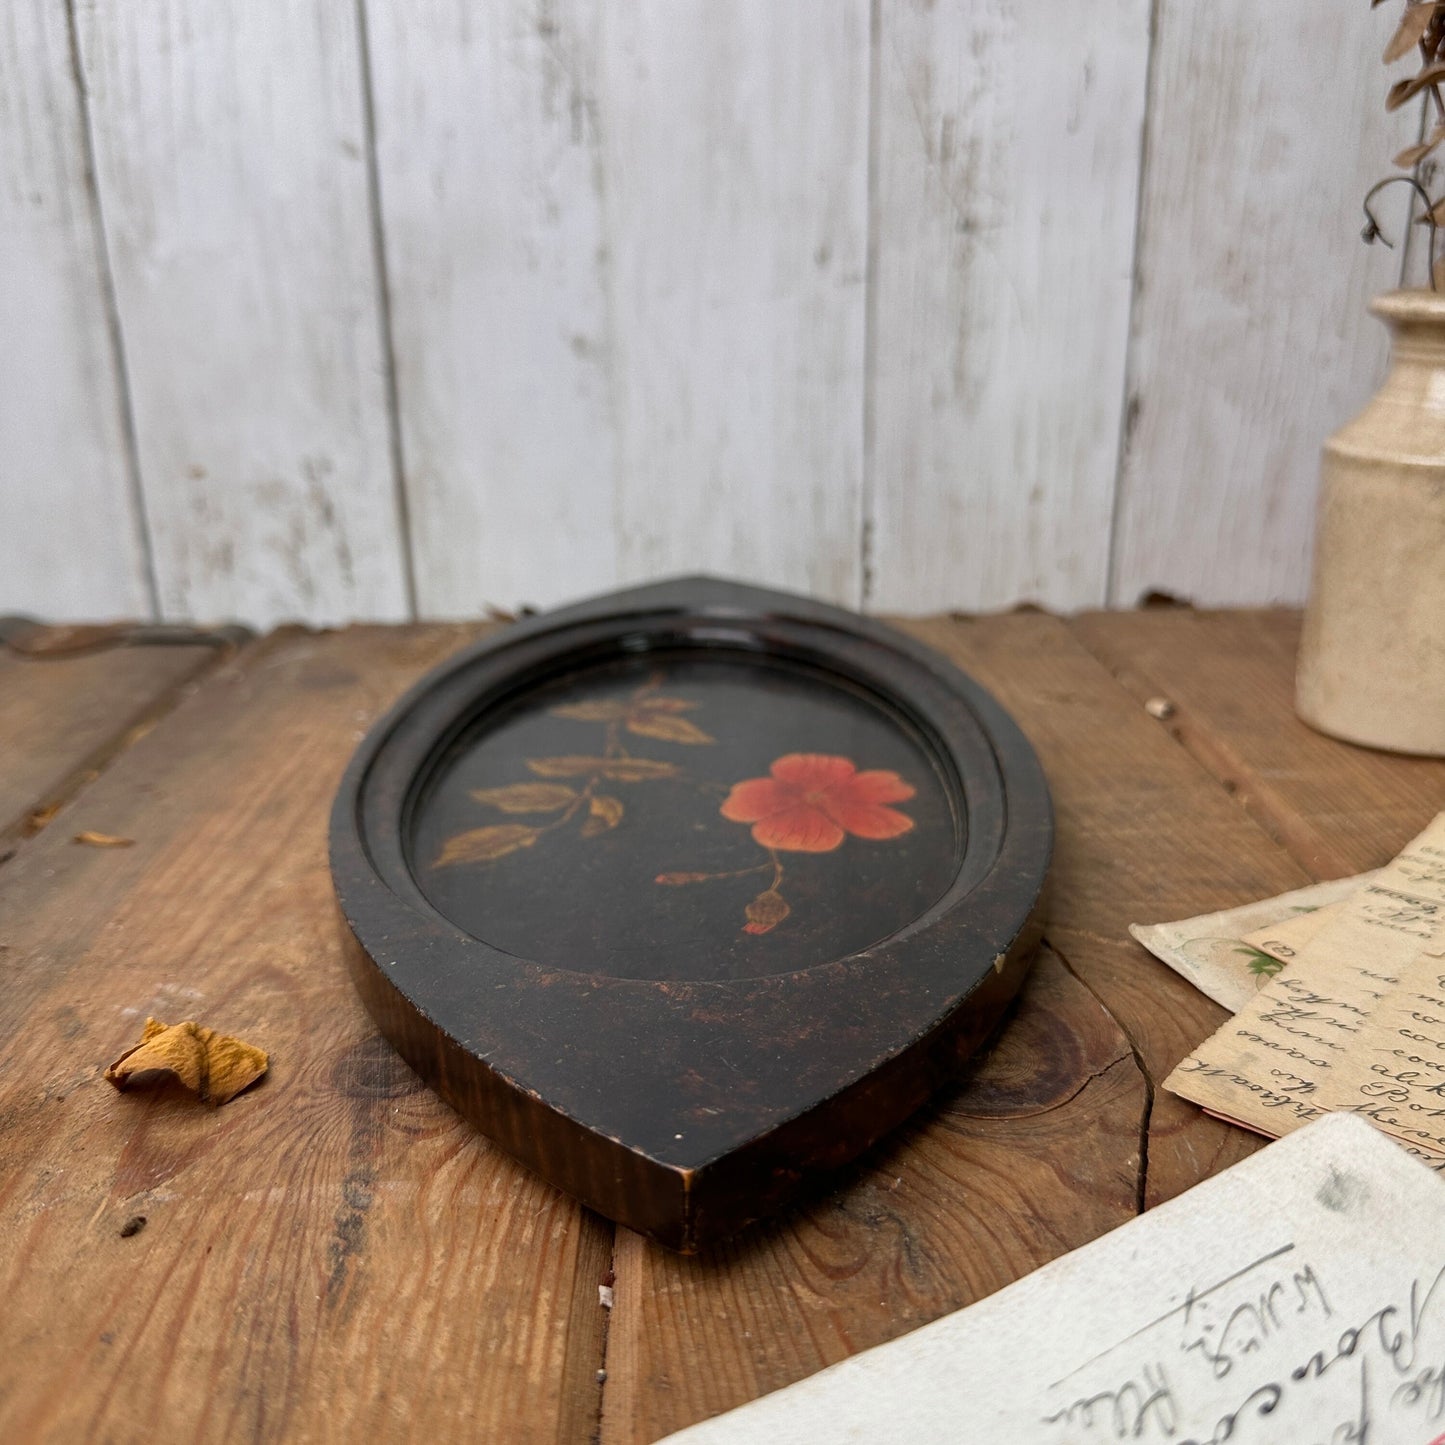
406, 647, 963, 984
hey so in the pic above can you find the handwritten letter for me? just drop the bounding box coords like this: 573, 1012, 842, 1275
1129, 873, 1372, 1012
1165, 814, 1445, 1151
659, 1117, 1445, 1444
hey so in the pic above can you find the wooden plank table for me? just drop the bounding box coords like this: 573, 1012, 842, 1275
1, 608, 1442, 1443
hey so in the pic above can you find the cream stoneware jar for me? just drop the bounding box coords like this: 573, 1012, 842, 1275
1297, 288, 1445, 755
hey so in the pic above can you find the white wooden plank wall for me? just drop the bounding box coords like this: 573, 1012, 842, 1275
866, 0, 1150, 612
0, 0, 1418, 623
0, 0, 152, 618
72, 0, 411, 627
601, 2, 871, 607
1111, 0, 1411, 607
365, 0, 619, 615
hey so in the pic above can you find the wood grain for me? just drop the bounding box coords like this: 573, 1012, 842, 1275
0, 629, 221, 847
1071, 609, 1445, 878
599, 949, 1144, 1442
0, 0, 152, 620
1109, 0, 1409, 608
1, 609, 1422, 1440
897, 614, 1317, 1209
72, 2, 410, 627
0, 623, 610, 1443
599, 0, 870, 605
866, 0, 1151, 612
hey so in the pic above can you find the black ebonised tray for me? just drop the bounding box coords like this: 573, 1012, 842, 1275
330, 577, 1052, 1251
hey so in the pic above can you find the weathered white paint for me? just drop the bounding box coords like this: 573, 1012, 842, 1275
1109, 0, 1412, 608
365, 0, 620, 616
0, 1, 1421, 622
374, 0, 870, 615
866, 0, 1151, 613
599, 1, 871, 607
72, 0, 410, 626
0, 0, 151, 620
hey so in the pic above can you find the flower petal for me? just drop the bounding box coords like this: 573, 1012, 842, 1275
769, 753, 856, 788
720, 777, 791, 824
750, 804, 845, 853
831, 802, 914, 840
846, 769, 916, 805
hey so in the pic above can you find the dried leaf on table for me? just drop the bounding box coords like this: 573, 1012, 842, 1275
23, 802, 61, 835
105, 1017, 268, 1106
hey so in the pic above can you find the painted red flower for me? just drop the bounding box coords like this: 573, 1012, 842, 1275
719, 754, 915, 853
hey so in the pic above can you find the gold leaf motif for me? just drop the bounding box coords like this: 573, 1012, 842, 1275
526, 756, 679, 781
580, 794, 624, 837
469, 782, 578, 813
626, 712, 715, 745
433, 824, 538, 867
550, 701, 628, 722
633, 697, 698, 714
743, 889, 790, 935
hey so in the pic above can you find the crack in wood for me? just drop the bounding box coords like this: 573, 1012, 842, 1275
1047, 935, 1154, 1217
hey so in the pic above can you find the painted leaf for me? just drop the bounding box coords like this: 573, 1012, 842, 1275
470, 782, 578, 813
654, 871, 716, 885
550, 701, 628, 722
626, 712, 715, 745
1236, 945, 1285, 980
743, 889, 790, 936
527, 755, 680, 781
632, 697, 699, 714
580, 794, 624, 838
433, 824, 538, 867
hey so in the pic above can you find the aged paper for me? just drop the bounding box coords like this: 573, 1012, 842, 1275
1165, 814, 1445, 1161
1240, 900, 1346, 967
1331, 956, 1445, 1158
1130, 873, 1372, 1012
660, 1117, 1445, 1445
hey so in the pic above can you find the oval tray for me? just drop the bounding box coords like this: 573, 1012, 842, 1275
330, 577, 1052, 1251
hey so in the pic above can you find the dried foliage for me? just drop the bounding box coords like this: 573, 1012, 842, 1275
1369, 1, 1445, 284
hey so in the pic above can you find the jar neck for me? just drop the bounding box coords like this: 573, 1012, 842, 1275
1375, 288, 1445, 364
